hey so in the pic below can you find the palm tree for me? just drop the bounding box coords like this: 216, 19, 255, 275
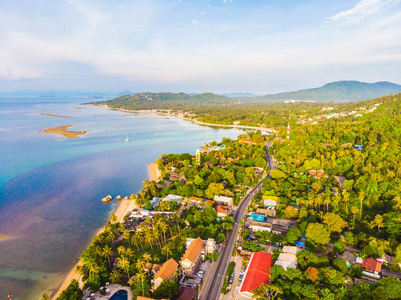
136, 270, 146, 296
109, 269, 122, 283
143, 253, 151, 264
110, 213, 117, 224
39, 293, 50, 300
145, 230, 154, 251
118, 256, 130, 278
173, 266, 182, 280
117, 245, 126, 256
123, 230, 131, 246
351, 206, 358, 227
370, 215, 385, 231
126, 248, 134, 260
359, 191, 365, 219
162, 244, 172, 260
342, 190, 350, 215
102, 245, 113, 269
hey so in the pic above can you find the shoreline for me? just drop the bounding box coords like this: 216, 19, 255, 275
41, 124, 89, 139
51, 198, 137, 299
149, 162, 161, 182
98, 105, 277, 134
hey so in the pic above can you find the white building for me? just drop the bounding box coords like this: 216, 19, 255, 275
163, 194, 182, 203
274, 253, 298, 270
214, 195, 233, 207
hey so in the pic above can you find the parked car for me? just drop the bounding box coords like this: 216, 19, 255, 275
197, 270, 204, 278
229, 277, 233, 284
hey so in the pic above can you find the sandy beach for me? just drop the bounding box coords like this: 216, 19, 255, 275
41, 124, 89, 139
51, 198, 137, 299
149, 162, 161, 181
40, 113, 74, 118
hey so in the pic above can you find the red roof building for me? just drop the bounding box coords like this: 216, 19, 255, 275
239, 251, 273, 299
361, 257, 382, 275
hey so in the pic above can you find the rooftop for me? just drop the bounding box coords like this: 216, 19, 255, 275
154, 258, 178, 281
240, 251, 273, 294
181, 237, 204, 264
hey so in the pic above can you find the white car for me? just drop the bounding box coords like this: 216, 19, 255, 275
197, 270, 204, 278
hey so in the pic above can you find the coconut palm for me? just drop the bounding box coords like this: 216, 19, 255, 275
136, 270, 146, 296
342, 190, 350, 215
351, 206, 358, 227
117, 245, 126, 256
143, 253, 151, 263
118, 256, 130, 278
370, 214, 385, 231
162, 244, 172, 260
126, 248, 134, 259
109, 269, 122, 283
39, 293, 50, 300
123, 230, 131, 246
145, 230, 154, 251
109, 213, 117, 224
359, 191, 365, 219
102, 245, 113, 269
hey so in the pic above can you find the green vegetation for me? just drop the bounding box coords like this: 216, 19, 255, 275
221, 261, 236, 294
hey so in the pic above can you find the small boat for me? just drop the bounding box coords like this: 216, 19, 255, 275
155, 133, 158, 136
125, 134, 130, 142
101, 195, 113, 203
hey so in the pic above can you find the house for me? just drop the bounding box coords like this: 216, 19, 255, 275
262, 196, 278, 209
169, 172, 184, 182
214, 195, 233, 207
151, 197, 162, 209
316, 169, 325, 177
152, 258, 179, 290
250, 221, 272, 232
274, 137, 285, 142
130, 209, 151, 220
216, 205, 228, 218
308, 170, 317, 176
274, 253, 298, 270
238, 251, 273, 299
179, 274, 202, 289
144, 263, 153, 273
361, 257, 382, 275
253, 167, 264, 175
272, 218, 297, 228
256, 208, 276, 217
205, 238, 216, 255
203, 161, 213, 167
295, 240, 306, 250
177, 286, 198, 300
162, 194, 182, 203
249, 213, 265, 222
338, 251, 356, 267
189, 196, 203, 203
181, 237, 205, 274
282, 246, 300, 256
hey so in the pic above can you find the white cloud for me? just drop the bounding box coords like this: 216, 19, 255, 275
192, 19, 199, 24
328, 0, 397, 22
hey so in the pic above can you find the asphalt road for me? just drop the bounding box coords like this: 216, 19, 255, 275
200, 142, 275, 300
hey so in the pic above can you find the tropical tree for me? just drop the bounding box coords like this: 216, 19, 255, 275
162, 244, 172, 260
102, 245, 113, 269
370, 215, 385, 231
118, 256, 130, 278
109, 269, 122, 283
39, 293, 50, 300
351, 206, 358, 227
359, 191, 365, 219
109, 213, 117, 224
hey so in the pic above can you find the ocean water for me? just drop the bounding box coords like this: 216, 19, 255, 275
0, 97, 244, 299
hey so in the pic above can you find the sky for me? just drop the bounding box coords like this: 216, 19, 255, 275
0, 0, 400, 94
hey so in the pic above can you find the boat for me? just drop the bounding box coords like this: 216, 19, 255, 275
155, 133, 158, 136
125, 134, 130, 142
101, 195, 113, 204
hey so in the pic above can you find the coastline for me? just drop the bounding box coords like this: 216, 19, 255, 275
149, 162, 161, 181
51, 198, 137, 299
99, 105, 277, 134
41, 124, 89, 139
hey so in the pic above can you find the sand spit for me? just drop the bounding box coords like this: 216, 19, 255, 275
41, 125, 89, 139
40, 113, 73, 118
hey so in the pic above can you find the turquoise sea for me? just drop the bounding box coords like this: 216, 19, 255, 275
0, 97, 244, 299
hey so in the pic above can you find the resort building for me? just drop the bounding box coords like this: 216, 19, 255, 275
214, 195, 233, 207
216, 204, 228, 218
162, 194, 182, 203
249, 221, 272, 233
181, 237, 205, 274
205, 238, 216, 255
237, 251, 273, 299
152, 258, 179, 290
274, 247, 300, 270
151, 197, 162, 209
256, 208, 276, 217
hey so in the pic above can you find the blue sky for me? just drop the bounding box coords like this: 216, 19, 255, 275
0, 0, 400, 94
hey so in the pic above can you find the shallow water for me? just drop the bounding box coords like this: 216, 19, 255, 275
0, 97, 245, 299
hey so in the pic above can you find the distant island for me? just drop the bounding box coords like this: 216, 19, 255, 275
41, 125, 89, 139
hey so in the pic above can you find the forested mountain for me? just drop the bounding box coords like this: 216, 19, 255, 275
91, 92, 231, 110
241, 81, 401, 103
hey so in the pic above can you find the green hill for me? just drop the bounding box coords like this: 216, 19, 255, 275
246, 81, 401, 103
90, 92, 231, 110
